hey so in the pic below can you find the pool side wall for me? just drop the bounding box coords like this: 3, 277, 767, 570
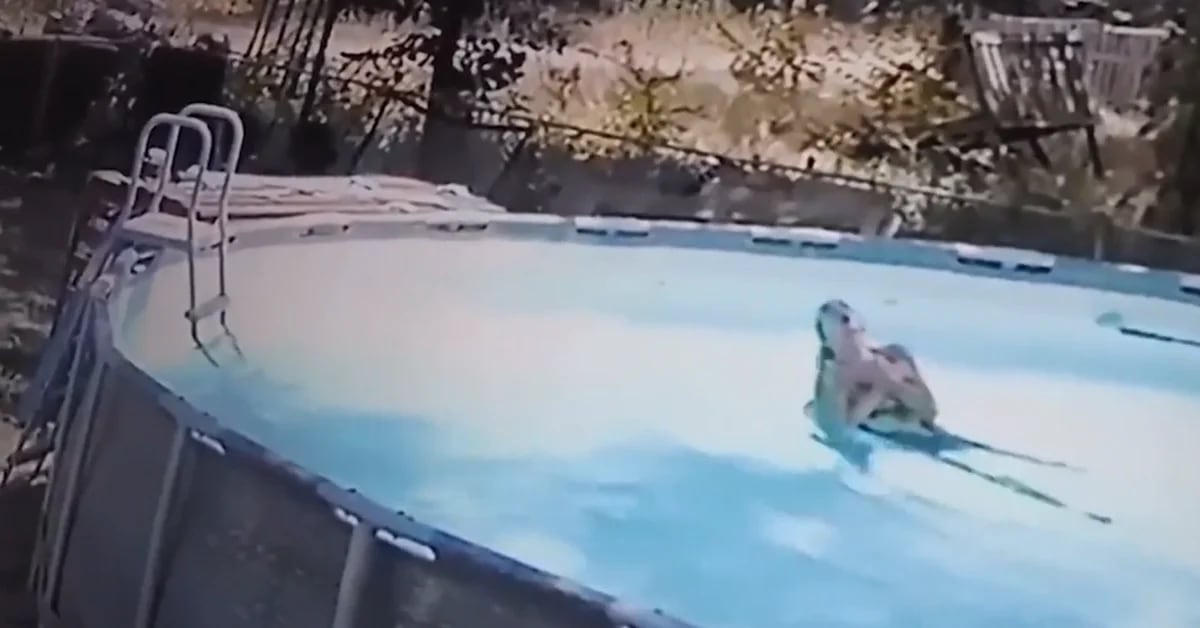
29, 213, 1200, 628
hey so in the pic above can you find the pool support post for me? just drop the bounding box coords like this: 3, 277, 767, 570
24, 297, 91, 591
41, 315, 108, 611
133, 423, 189, 628
332, 520, 375, 628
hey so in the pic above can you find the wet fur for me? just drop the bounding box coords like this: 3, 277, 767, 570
811, 301, 936, 428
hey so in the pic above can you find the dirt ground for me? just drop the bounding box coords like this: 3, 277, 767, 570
0, 473, 40, 628
0, 171, 78, 411
0, 170, 80, 628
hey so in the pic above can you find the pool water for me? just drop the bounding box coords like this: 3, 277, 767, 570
125, 237, 1200, 628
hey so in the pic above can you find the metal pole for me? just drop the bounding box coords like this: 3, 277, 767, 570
250, 0, 283, 58
179, 104, 244, 331
41, 334, 107, 607
288, 0, 326, 96
23, 298, 91, 591
133, 424, 189, 628
331, 521, 374, 628
85, 113, 210, 285
22, 296, 89, 581
245, 0, 271, 57
149, 125, 183, 215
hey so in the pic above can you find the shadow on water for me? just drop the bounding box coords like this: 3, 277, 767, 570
808, 409, 1112, 526
861, 424, 1080, 471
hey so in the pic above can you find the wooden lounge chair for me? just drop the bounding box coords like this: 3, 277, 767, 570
934, 29, 1104, 178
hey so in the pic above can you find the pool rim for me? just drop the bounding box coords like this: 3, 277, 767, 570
154, 211, 1200, 306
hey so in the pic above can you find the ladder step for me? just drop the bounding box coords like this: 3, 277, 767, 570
122, 213, 224, 251
185, 295, 230, 323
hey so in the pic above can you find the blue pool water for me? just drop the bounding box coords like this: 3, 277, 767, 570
122, 236, 1200, 628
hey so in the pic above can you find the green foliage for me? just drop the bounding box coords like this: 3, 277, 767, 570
336, 0, 575, 103
1123, 4, 1200, 232
534, 41, 702, 159
213, 2, 1200, 235
601, 41, 701, 152
0, 0, 54, 32
716, 13, 970, 170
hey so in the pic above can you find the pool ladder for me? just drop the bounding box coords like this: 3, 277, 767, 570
100, 104, 245, 364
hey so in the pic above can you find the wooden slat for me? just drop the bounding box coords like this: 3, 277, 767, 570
968, 30, 1094, 129
963, 14, 1168, 109
1089, 25, 1168, 109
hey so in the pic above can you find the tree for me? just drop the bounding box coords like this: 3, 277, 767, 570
1170, 7, 1200, 235
1139, 0, 1200, 234
310, 0, 570, 183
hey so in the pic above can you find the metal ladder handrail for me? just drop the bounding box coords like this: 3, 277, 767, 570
82, 113, 213, 287
178, 103, 245, 334
129, 114, 214, 353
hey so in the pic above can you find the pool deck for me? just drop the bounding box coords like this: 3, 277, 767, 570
84, 170, 508, 220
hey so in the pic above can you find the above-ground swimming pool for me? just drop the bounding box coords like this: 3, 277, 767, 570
99, 215, 1200, 628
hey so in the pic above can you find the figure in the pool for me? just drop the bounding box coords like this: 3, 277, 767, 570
807, 299, 937, 431
804, 299, 1111, 525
